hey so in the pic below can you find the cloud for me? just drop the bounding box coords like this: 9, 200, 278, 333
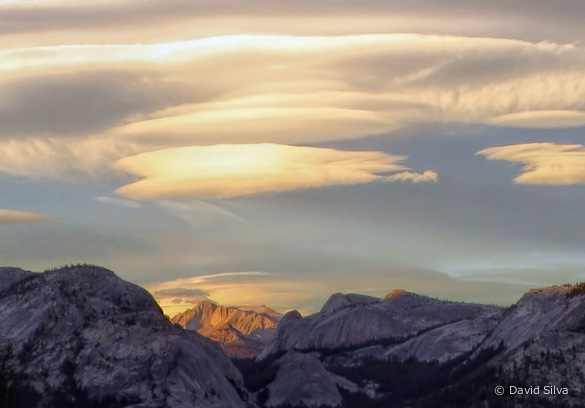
386, 170, 438, 184
488, 110, 585, 129
144, 271, 282, 315
95, 196, 141, 208
151, 288, 210, 307
158, 200, 248, 225
0, 209, 54, 225
1, 35, 585, 184
2, 35, 585, 146
0, 136, 143, 182
478, 143, 585, 185
114, 143, 436, 200
2, 0, 585, 47
0, 70, 205, 138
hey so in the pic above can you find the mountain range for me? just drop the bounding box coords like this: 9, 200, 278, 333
1, 264, 585, 408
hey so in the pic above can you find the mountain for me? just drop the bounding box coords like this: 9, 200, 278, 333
3, 263, 585, 408
238, 287, 585, 408
0, 265, 253, 408
259, 290, 499, 358
171, 301, 281, 358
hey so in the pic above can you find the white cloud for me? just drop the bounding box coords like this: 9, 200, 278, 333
0, 208, 54, 225
114, 143, 435, 200
386, 170, 438, 184
478, 143, 585, 185
0, 136, 144, 182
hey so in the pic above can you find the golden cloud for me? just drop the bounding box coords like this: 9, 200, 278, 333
1, 35, 585, 183
114, 143, 436, 200
143, 271, 311, 316
0, 209, 54, 225
478, 143, 585, 185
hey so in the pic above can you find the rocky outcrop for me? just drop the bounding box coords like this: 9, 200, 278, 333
250, 285, 585, 408
0, 265, 252, 408
260, 290, 499, 357
172, 300, 281, 358
265, 352, 356, 408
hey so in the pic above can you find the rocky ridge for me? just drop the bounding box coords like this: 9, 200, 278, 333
0, 265, 253, 408
243, 287, 585, 408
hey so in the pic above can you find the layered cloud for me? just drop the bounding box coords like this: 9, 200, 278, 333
0, 137, 143, 182
144, 271, 285, 315
2, 0, 585, 47
1, 34, 585, 184
114, 143, 435, 200
0, 209, 53, 225
478, 143, 585, 185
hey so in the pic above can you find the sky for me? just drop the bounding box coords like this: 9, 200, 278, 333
2, 0, 585, 316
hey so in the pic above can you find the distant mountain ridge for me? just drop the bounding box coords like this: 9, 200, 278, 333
171, 300, 281, 358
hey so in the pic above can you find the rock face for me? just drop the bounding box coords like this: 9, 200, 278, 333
247, 286, 585, 408
260, 290, 499, 358
0, 265, 252, 408
171, 301, 281, 358
265, 352, 356, 408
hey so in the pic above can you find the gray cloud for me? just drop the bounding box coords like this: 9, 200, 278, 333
0, 222, 156, 269
0, 70, 209, 137
2, 0, 585, 45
